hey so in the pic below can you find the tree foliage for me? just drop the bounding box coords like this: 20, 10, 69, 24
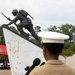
58, 24, 75, 42
46, 25, 58, 32
61, 50, 74, 57
61, 42, 75, 57
34, 26, 41, 33
0, 26, 5, 45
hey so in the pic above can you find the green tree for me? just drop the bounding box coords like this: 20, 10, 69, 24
63, 42, 71, 50
69, 43, 75, 53
0, 26, 5, 45
35, 26, 41, 33
0, 55, 8, 61
61, 50, 74, 57
61, 50, 74, 63
59, 24, 75, 42
45, 25, 58, 32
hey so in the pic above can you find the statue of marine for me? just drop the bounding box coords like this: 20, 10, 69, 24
2, 9, 41, 41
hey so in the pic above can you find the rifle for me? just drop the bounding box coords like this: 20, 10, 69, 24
28, 13, 34, 19
1, 12, 17, 26
1, 12, 11, 21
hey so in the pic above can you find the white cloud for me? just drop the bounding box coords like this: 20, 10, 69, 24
0, 0, 75, 30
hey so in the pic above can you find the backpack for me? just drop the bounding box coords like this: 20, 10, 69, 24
19, 10, 34, 19
19, 10, 28, 17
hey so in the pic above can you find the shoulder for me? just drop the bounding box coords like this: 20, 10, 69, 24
19, 10, 28, 17
29, 66, 43, 75
19, 10, 28, 14
19, 10, 24, 12
29, 64, 49, 75
61, 64, 75, 74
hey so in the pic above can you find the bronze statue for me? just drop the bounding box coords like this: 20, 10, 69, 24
2, 9, 41, 41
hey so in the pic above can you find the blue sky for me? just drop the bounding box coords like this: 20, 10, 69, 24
0, 0, 75, 30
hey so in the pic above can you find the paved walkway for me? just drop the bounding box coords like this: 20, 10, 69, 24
0, 70, 11, 75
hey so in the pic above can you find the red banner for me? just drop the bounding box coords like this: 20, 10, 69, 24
0, 45, 7, 55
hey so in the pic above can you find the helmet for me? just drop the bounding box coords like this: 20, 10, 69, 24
12, 9, 18, 13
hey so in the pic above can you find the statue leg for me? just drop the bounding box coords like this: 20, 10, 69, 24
27, 26, 41, 41
17, 24, 29, 39
27, 27, 42, 47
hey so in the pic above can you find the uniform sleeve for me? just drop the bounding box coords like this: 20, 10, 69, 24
8, 13, 20, 25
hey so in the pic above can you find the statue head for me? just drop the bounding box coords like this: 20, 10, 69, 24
12, 9, 18, 16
